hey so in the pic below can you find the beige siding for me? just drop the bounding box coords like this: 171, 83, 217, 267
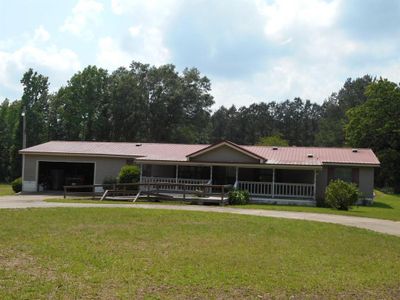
23, 154, 128, 189
191, 145, 259, 163
359, 167, 374, 199
315, 166, 375, 201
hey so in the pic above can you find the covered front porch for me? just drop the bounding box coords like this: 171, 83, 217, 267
139, 163, 318, 204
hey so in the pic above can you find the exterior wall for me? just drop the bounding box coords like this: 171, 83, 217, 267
315, 166, 375, 202
358, 167, 374, 200
190, 145, 259, 163
22, 154, 128, 192
316, 168, 328, 200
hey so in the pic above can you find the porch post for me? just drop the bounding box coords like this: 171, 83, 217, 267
175, 165, 179, 191
139, 164, 143, 191
209, 165, 213, 184
234, 167, 239, 188
313, 169, 317, 201
272, 168, 275, 198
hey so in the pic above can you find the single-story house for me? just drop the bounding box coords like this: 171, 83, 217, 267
19, 140, 380, 205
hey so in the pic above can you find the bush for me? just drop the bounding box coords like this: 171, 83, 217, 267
11, 177, 22, 193
103, 176, 117, 190
325, 179, 360, 211
228, 189, 250, 205
118, 165, 140, 184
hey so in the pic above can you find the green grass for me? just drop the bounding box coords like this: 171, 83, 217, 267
45, 198, 185, 205
0, 184, 14, 196
47, 190, 400, 221
236, 190, 400, 221
0, 208, 399, 299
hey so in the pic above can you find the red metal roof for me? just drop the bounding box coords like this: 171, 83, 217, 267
20, 141, 380, 166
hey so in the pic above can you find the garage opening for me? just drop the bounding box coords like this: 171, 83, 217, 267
38, 161, 95, 191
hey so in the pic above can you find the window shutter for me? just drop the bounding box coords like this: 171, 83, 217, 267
352, 168, 359, 185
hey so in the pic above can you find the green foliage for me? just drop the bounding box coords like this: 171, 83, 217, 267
103, 176, 117, 190
11, 177, 22, 193
118, 165, 140, 184
346, 79, 400, 192
316, 75, 373, 147
325, 179, 360, 211
257, 135, 289, 146
228, 189, 250, 205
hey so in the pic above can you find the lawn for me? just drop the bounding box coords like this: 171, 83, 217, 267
0, 208, 399, 299
47, 190, 400, 221
0, 184, 14, 196
236, 190, 400, 221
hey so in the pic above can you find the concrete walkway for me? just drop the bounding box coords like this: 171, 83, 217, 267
1, 195, 400, 237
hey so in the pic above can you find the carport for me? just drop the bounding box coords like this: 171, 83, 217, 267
37, 161, 94, 191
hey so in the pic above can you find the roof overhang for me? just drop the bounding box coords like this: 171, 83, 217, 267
19, 151, 144, 159
136, 159, 322, 170
186, 140, 266, 163
322, 162, 380, 168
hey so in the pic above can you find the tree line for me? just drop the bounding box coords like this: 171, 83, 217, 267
0, 62, 399, 191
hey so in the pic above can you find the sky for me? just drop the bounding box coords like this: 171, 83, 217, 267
1, 0, 400, 108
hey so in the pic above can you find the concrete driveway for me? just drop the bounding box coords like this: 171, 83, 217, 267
1, 194, 400, 237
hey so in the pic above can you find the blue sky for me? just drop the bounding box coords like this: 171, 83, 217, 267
1, 0, 400, 107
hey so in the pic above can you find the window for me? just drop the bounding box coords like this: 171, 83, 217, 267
334, 168, 352, 183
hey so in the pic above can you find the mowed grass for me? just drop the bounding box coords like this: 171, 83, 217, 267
0, 208, 399, 299
237, 190, 400, 221
0, 184, 14, 196
47, 190, 400, 221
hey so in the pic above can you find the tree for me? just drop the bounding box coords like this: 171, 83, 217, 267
52, 66, 110, 141
316, 76, 373, 146
346, 79, 400, 191
20, 69, 50, 147
257, 135, 289, 146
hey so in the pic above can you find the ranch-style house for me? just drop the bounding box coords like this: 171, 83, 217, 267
20, 140, 380, 205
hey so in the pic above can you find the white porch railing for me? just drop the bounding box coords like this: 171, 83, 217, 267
237, 181, 314, 199
141, 177, 209, 192
141, 177, 315, 199
237, 181, 272, 196
274, 182, 314, 199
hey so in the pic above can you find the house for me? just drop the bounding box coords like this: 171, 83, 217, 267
19, 140, 380, 205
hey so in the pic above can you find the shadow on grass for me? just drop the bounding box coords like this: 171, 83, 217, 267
371, 201, 393, 209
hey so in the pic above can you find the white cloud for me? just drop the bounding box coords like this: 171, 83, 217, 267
129, 25, 142, 37
0, 25, 81, 95
256, 0, 340, 43
96, 29, 170, 70
33, 25, 50, 43
96, 37, 131, 70
60, 0, 104, 37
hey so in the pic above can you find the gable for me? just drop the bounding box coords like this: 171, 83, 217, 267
189, 144, 261, 163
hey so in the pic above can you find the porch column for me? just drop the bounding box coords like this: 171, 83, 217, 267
209, 166, 213, 184
313, 169, 317, 201
272, 168, 275, 198
139, 164, 143, 191
175, 165, 179, 191
234, 167, 239, 188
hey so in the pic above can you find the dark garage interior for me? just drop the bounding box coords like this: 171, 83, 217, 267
38, 161, 94, 191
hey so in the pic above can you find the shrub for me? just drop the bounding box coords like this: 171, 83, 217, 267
103, 176, 117, 190
228, 189, 250, 205
325, 179, 360, 211
11, 177, 22, 193
118, 165, 140, 184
